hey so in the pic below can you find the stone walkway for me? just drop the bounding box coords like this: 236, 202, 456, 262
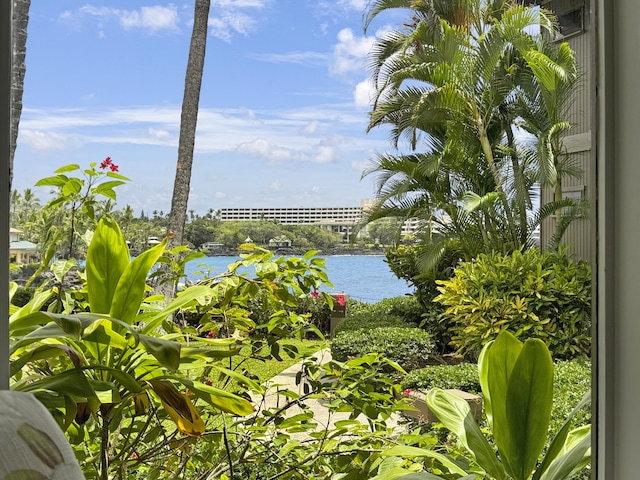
250, 348, 404, 440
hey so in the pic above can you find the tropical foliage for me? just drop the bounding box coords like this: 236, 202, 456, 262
361, 0, 587, 276
435, 247, 591, 359
374, 331, 591, 480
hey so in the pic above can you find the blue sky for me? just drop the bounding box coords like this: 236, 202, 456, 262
13, 1, 404, 215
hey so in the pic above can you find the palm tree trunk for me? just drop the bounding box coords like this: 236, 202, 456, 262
160, 0, 210, 300
10, 0, 30, 186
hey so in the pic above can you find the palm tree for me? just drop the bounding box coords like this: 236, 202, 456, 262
159, 0, 210, 299
361, 0, 582, 271
10, 0, 31, 186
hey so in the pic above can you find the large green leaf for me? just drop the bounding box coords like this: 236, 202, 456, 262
110, 239, 165, 324
15, 369, 97, 399
501, 338, 554, 480
172, 378, 254, 416
426, 389, 509, 480
10, 311, 83, 340
139, 335, 181, 371
82, 319, 130, 349
10, 344, 83, 376
86, 217, 130, 314
480, 331, 522, 445
9, 290, 55, 324
10, 323, 79, 355
140, 285, 216, 334
539, 425, 591, 480
533, 390, 591, 480
85, 366, 142, 393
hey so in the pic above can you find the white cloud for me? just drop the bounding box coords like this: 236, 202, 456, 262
63, 5, 180, 34
303, 120, 320, 134
148, 127, 171, 140
311, 186, 321, 193
20, 130, 80, 151
330, 28, 374, 77
234, 138, 299, 163
249, 51, 327, 65
209, 12, 256, 41
120, 5, 179, 31
354, 79, 376, 109
351, 159, 371, 172
311, 145, 339, 164
337, 0, 368, 10
270, 180, 281, 191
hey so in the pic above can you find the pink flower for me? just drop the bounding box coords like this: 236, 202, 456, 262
110, 163, 119, 172
99, 156, 112, 169
336, 294, 346, 307
130, 452, 139, 460
403, 389, 411, 397
206, 331, 216, 338
310, 290, 319, 299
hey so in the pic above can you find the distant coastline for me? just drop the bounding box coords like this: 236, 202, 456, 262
202, 245, 389, 257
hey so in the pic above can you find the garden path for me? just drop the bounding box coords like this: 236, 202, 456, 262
250, 348, 405, 441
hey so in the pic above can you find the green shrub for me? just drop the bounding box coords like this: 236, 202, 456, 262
10, 286, 34, 307
401, 358, 590, 436
331, 327, 434, 372
401, 363, 480, 393
551, 358, 591, 434
333, 311, 412, 335
346, 296, 420, 318
435, 248, 591, 359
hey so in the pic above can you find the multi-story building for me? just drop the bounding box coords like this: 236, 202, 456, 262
217, 200, 421, 242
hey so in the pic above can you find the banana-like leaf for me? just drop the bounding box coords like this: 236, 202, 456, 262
86, 217, 129, 315
172, 378, 254, 416
533, 390, 591, 480
85, 366, 142, 393
110, 238, 166, 324
82, 319, 129, 349
501, 339, 554, 480
538, 425, 591, 480
9, 290, 56, 324
16, 369, 97, 400
10, 344, 84, 376
479, 331, 522, 442
10, 323, 78, 355
140, 285, 216, 334
426, 389, 509, 480
139, 335, 181, 371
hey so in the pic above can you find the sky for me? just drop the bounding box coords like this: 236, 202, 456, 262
13, 0, 406, 216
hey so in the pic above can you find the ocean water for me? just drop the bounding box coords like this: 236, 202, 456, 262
184, 254, 414, 304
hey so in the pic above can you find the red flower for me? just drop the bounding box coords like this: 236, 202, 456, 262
205, 380, 213, 386
336, 294, 346, 307
310, 290, 319, 299
206, 331, 216, 338
403, 389, 411, 397
99, 156, 112, 169
110, 163, 119, 172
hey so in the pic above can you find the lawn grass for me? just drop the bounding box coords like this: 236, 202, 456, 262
223, 338, 327, 384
